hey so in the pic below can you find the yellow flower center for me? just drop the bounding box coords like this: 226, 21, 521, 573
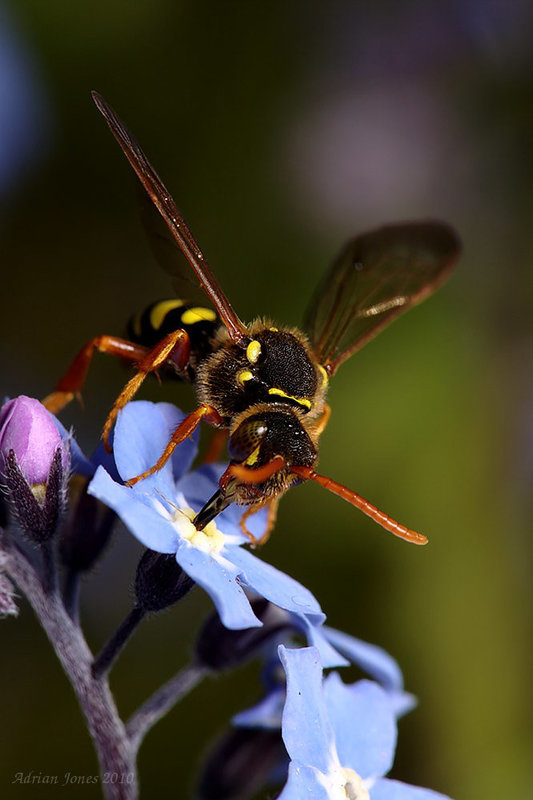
341, 769, 369, 800
31, 483, 47, 504
320, 766, 369, 800
172, 505, 225, 554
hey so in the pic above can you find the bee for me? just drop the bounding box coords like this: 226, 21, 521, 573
44, 92, 461, 547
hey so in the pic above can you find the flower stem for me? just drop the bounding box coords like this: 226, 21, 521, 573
1, 529, 138, 799
92, 605, 146, 679
126, 662, 210, 754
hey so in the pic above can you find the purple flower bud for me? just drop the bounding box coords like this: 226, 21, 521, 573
0, 396, 67, 489
0, 396, 69, 543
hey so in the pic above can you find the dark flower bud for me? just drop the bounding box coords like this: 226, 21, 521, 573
59, 483, 115, 572
196, 599, 291, 671
3, 447, 65, 543
134, 549, 194, 612
197, 727, 287, 800
0, 397, 68, 542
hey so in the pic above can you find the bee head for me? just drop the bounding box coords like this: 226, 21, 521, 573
228, 409, 317, 473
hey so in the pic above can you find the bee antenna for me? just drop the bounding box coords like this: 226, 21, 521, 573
291, 466, 428, 546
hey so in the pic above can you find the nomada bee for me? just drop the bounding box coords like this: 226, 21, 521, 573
45, 92, 461, 546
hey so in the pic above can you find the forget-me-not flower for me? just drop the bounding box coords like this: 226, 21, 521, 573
234, 623, 414, 734
277, 645, 451, 800
88, 401, 327, 632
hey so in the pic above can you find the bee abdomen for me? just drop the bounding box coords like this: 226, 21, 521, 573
128, 299, 223, 376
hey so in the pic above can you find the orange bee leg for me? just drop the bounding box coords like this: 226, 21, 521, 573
239, 498, 280, 547
101, 329, 191, 449
42, 336, 150, 415
125, 403, 223, 487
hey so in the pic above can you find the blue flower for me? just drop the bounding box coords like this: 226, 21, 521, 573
278, 645, 451, 800
88, 401, 327, 632
233, 624, 414, 730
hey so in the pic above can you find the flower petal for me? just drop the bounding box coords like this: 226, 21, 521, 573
88, 466, 179, 553
232, 686, 285, 730
90, 440, 120, 482
279, 645, 337, 775
370, 778, 451, 800
323, 674, 396, 780
229, 546, 325, 623
175, 543, 262, 629
322, 626, 416, 716
297, 617, 350, 669
113, 401, 198, 491
176, 463, 225, 510
322, 626, 404, 692
278, 761, 332, 800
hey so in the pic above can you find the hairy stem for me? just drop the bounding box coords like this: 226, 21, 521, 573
92, 605, 146, 679
1, 530, 138, 800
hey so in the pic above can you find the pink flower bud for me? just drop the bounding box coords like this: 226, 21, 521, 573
0, 396, 67, 487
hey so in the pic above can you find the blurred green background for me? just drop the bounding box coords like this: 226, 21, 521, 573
1, 1, 532, 798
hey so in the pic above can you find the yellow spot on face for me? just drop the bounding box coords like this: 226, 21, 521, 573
269, 326, 278, 332
268, 387, 312, 410
237, 369, 254, 386
246, 340, 262, 364
181, 307, 217, 325
318, 364, 329, 388
149, 299, 184, 330
245, 444, 261, 466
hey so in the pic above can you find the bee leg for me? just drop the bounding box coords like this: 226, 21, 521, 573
202, 429, 229, 464
125, 403, 223, 487
240, 498, 280, 547
309, 403, 331, 437
43, 336, 150, 414
102, 329, 191, 449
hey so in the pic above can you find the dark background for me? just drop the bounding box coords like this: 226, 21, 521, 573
2, 1, 532, 798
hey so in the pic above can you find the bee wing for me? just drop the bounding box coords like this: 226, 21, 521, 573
304, 221, 461, 375
92, 91, 247, 344
137, 187, 213, 306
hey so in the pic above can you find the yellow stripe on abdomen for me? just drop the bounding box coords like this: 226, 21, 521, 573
149, 299, 185, 330
181, 307, 217, 325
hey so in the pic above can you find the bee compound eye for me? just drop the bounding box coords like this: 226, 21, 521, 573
229, 419, 267, 462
